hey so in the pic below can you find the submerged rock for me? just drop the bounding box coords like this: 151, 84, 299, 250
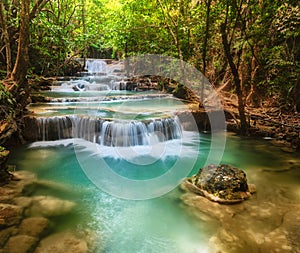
12, 197, 33, 209
0, 187, 18, 203
27, 196, 76, 217
260, 209, 300, 253
35, 231, 88, 253
182, 164, 255, 204
19, 217, 49, 237
0, 203, 23, 228
3, 235, 38, 253
0, 227, 17, 248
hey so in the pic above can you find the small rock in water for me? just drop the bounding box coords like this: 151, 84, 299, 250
0, 203, 23, 228
0, 188, 18, 203
3, 235, 38, 253
35, 231, 88, 253
12, 196, 33, 208
19, 217, 49, 237
182, 164, 255, 204
27, 196, 76, 217
0, 227, 17, 248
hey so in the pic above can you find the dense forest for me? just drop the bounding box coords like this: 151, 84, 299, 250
0, 0, 299, 143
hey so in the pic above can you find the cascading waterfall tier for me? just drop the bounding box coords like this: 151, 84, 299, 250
25, 115, 182, 147
85, 59, 107, 74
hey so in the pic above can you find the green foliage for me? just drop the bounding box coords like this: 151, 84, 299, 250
0, 82, 16, 118
254, 3, 300, 108
29, 0, 81, 76
97, 0, 173, 57
0, 0, 299, 110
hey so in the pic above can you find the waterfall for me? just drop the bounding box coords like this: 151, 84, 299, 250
34, 116, 182, 146
85, 59, 107, 73
37, 116, 73, 141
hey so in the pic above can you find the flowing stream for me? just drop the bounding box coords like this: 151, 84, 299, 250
8, 60, 300, 252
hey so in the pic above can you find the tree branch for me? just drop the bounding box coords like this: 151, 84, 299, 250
30, 0, 50, 21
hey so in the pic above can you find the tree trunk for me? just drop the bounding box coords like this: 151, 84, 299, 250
294, 80, 300, 112
156, 0, 187, 93
157, 0, 183, 62
221, 23, 248, 135
200, 0, 211, 106
11, 0, 30, 87
82, 0, 87, 70
202, 0, 211, 75
0, 2, 12, 77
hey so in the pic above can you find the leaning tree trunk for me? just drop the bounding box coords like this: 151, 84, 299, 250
9, 0, 31, 118
11, 0, 30, 87
0, 2, 12, 77
221, 23, 248, 135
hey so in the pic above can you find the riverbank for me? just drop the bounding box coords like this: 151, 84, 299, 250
221, 90, 300, 153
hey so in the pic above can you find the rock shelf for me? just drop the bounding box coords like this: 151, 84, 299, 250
0, 171, 93, 253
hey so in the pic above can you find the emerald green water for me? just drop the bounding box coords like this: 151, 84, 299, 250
9, 132, 300, 252
28, 95, 187, 119
10, 132, 210, 252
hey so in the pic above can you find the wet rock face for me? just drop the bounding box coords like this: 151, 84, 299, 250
184, 164, 255, 203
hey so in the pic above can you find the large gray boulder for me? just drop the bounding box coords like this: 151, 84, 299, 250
182, 164, 256, 204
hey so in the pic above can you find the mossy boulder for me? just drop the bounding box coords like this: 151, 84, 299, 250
182, 164, 256, 204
